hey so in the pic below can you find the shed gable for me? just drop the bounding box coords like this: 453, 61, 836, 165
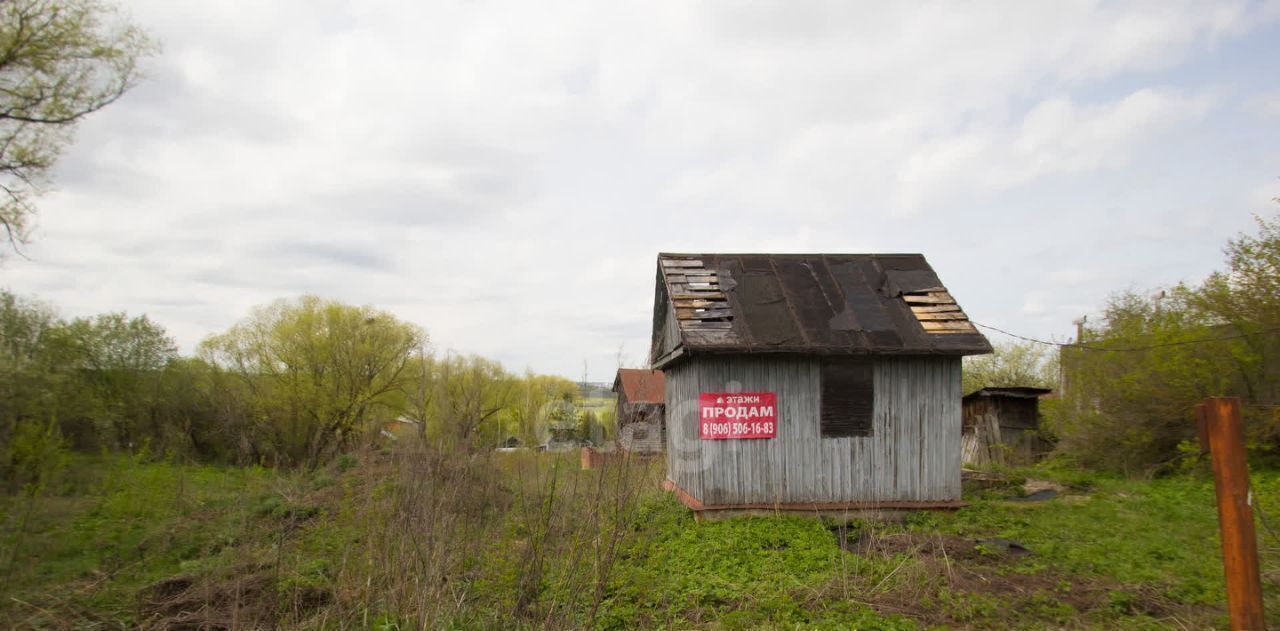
613, 368, 665, 404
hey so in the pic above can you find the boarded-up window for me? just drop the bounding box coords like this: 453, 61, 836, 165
821, 360, 873, 437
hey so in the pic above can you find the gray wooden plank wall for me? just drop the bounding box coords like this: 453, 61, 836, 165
661, 304, 681, 359
650, 293, 683, 364
664, 355, 961, 505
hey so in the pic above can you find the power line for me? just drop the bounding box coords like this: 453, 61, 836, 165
969, 322, 1071, 348
970, 321, 1280, 353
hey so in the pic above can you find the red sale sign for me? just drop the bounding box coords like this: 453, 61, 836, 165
699, 392, 778, 439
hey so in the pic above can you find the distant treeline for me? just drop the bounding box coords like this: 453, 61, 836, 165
0, 294, 599, 484
5, 214, 1278, 482
966, 213, 1280, 474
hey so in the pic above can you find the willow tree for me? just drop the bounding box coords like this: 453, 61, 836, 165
433, 354, 515, 444
506, 372, 579, 445
1, 0, 155, 249
200, 296, 425, 469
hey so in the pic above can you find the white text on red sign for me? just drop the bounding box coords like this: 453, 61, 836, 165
699, 392, 777, 439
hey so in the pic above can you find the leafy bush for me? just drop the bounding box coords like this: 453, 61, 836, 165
1052, 213, 1280, 473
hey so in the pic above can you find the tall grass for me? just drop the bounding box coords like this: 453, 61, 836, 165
6, 449, 1267, 628
274, 441, 665, 629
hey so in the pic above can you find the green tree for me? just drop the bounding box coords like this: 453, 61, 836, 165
0, 289, 60, 480
431, 354, 515, 446
506, 372, 579, 446
1052, 212, 1280, 472
0, 289, 56, 362
399, 352, 577, 448
49, 312, 177, 449
0, 0, 155, 249
1053, 287, 1234, 472
576, 409, 601, 445
1193, 214, 1280, 406
148, 356, 224, 460
200, 296, 425, 468
399, 344, 436, 434
962, 340, 1058, 395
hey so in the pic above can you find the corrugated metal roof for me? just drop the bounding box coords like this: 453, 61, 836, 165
652, 253, 992, 367
612, 368, 665, 403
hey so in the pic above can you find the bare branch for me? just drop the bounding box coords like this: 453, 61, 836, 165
0, 0, 156, 255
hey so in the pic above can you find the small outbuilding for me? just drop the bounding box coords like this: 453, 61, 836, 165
651, 253, 992, 516
961, 387, 1052, 467
612, 368, 666, 454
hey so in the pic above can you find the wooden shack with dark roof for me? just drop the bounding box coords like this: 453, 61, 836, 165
651, 253, 992, 515
612, 368, 666, 454
961, 386, 1052, 467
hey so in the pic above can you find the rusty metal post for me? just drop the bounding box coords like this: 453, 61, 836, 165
1204, 397, 1265, 630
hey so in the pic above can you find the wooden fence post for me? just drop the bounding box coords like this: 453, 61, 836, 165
1204, 396, 1265, 630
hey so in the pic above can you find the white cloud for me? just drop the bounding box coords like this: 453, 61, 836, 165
3, 0, 1279, 379
1048, 269, 1103, 286
1021, 291, 1050, 317
895, 88, 1215, 214
1248, 90, 1280, 119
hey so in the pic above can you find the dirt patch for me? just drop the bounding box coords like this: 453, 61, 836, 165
844, 530, 1212, 628
1022, 478, 1068, 496
136, 564, 330, 631
849, 530, 977, 558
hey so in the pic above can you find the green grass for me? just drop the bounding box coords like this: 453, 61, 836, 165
578, 397, 614, 411
595, 462, 1280, 629
912, 477, 1220, 599
599, 502, 912, 629
0, 454, 275, 627
5, 454, 1279, 629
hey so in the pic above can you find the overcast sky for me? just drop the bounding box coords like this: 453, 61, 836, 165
4, 1, 1280, 381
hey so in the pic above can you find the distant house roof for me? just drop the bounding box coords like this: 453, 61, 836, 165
651, 253, 992, 367
963, 387, 1053, 401
613, 368, 665, 404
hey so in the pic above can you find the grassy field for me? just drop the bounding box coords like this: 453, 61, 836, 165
578, 397, 614, 414
3, 451, 1278, 629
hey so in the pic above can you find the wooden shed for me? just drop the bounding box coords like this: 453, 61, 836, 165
612, 368, 666, 454
651, 253, 992, 515
961, 387, 1052, 467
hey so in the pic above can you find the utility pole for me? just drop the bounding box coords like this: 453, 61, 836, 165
1061, 315, 1087, 398
1200, 398, 1265, 630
